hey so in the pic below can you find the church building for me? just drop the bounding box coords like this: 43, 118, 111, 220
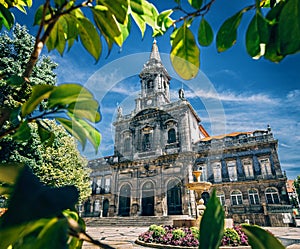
86, 41, 293, 227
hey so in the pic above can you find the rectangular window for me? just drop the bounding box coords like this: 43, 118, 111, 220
259, 158, 272, 177
231, 195, 243, 205
266, 194, 274, 204
212, 162, 222, 183
143, 133, 151, 151
227, 161, 237, 181
96, 178, 102, 194
217, 194, 225, 206
273, 194, 280, 204
104, 178, 110, 193
249, 194, 260, 205
242, 159, 254, 178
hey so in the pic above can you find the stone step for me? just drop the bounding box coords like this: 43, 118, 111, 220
84, 215, 190, 227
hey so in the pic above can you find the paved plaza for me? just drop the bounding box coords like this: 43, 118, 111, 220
83, 225, 300, 249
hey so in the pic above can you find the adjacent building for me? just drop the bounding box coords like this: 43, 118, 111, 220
85, 41, 293, 226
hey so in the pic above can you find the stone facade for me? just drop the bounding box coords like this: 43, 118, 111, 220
85, 41, 293, 227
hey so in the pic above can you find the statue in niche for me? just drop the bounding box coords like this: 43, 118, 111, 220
178, 88, 185, 100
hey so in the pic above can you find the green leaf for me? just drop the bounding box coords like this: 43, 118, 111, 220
170, 28, 179, 46
73, 115, 101, 152
216, 10, 244, 52
34, 5, 51, 25
246, 13, 270, 59
0, 219, 49, 249
0, 165, 79, 227
47, 84, 94, 109
141, 1, 158, 28
264, 2, 285, 62
77, 17, 102, 61
119, 17, 131, 44
21, 85, 54, 117
47, 17, 67, 55
170, 23, 200, 80
98, 0, 128, 24
56, 117, 87, 149
92, 6, 123, 47
0, 3, 15, 30
64, 14, 78, 40
67, 100, 101, 122
278, 0, 300, 55
130, 0, 158, 36
242, 225, 285, 249
37, 121, 54, 145
154, 9, 173, 36
35, 217, 69, 249
246, 14, 261, 58
0, 163, 23, 185
130, 0, 146, 36
198, 17, 213, 46
12, 120, 32, 142
54, 0, 65, 7
199, 189, 224, 249
188, 0, 203, 9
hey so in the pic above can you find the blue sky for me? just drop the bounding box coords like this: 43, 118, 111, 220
12, 0, 300, 180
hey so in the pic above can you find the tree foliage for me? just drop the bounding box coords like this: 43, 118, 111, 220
1, 120, 91, 201
0, 24, 57, 109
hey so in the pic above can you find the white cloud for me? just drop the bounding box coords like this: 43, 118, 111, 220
287, 89, 300, 100
185, 89, 278, 105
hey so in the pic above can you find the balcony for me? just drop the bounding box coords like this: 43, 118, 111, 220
267, 204, 293, 213
229, 205, 263, 214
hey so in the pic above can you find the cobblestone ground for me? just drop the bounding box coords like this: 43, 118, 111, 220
83, 226, 300, 249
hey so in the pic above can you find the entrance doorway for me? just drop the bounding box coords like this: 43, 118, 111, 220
103, 199, 109, 217
118, 184, 131, 216
167, 180, 182, 215
142, 181, 154, 216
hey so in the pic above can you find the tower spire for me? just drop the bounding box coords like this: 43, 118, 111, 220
149, 39, 161, 61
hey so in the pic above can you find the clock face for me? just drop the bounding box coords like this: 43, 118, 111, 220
147, 99, 152, 105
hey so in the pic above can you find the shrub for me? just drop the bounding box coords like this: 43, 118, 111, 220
149, 224, 166, 237
172, 228, 186, 240
190, 226, 199, 239
221, 225, 249, 246
138, 225, 199, 247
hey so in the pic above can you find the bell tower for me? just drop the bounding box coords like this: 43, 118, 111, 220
135, 40, 171, 112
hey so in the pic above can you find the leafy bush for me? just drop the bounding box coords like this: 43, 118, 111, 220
190, 226, 200, 240
149, 224, 166, 237
221, 225, 249, 246
172, 228, 186, 240
138, 225, 199, 247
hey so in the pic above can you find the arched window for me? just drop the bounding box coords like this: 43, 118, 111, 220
168, 128, 176, 143
265, 187, 280, 204
231, 190, 243, 205
248, 189, 260, 205
216, 191, 225, 206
